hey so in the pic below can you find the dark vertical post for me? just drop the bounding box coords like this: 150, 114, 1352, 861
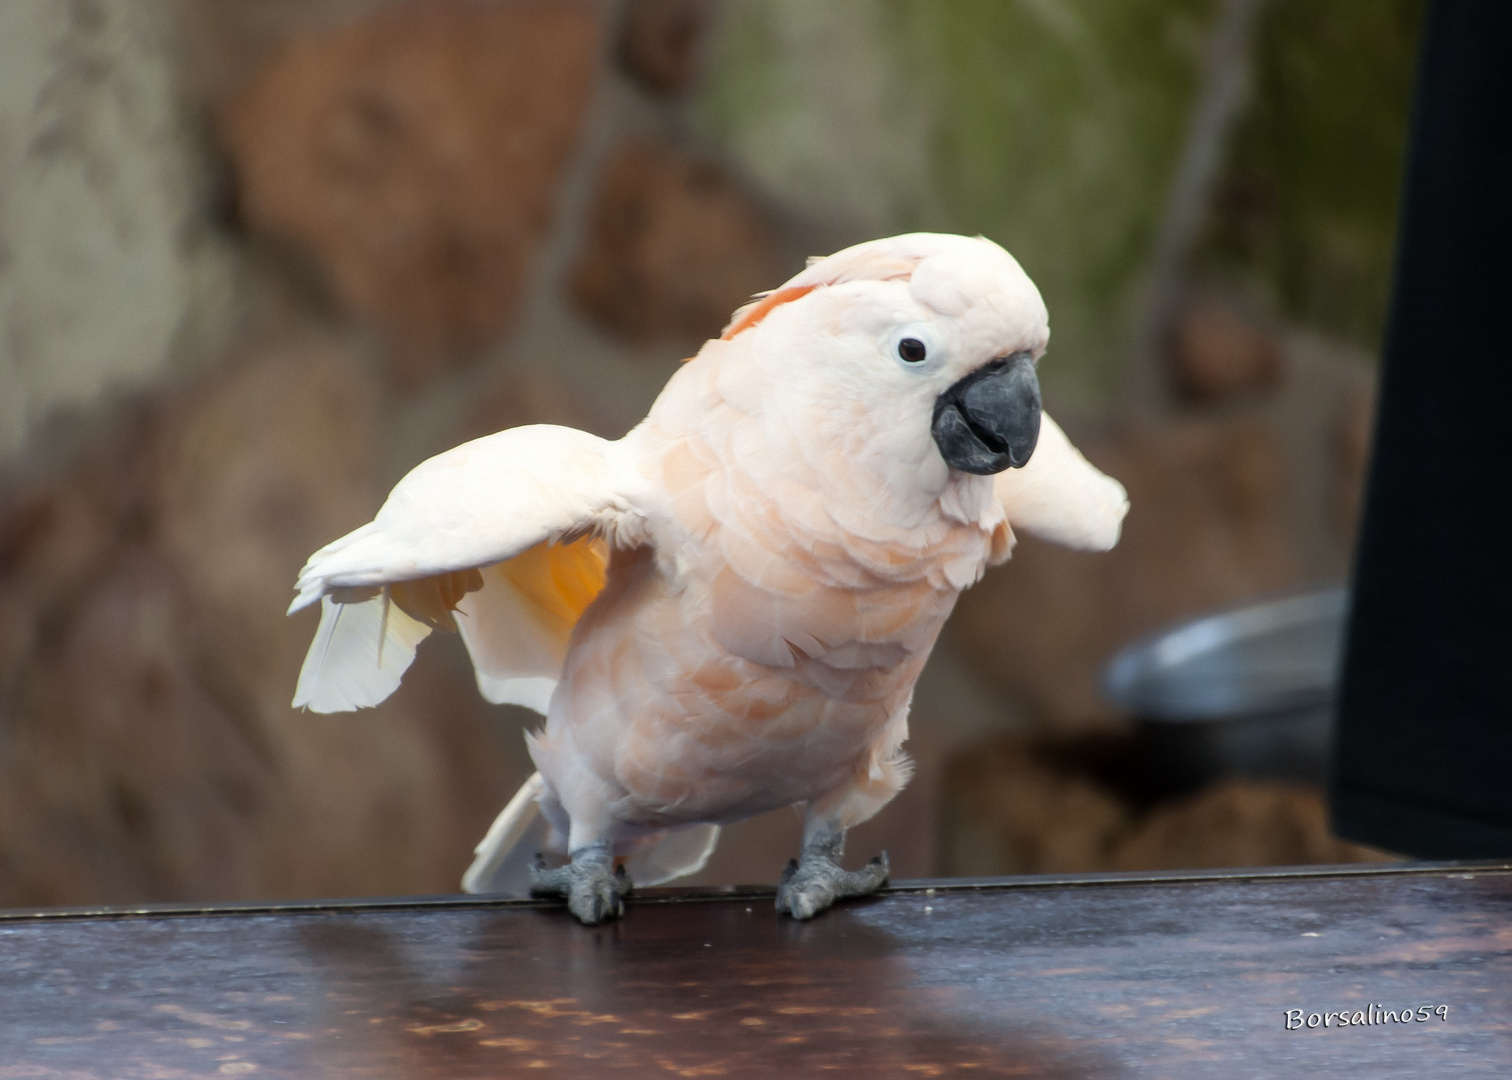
1332, 0, 1512, 857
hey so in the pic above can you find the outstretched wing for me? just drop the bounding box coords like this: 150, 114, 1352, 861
290, 424, 644, 714
992, 413, 1128, 558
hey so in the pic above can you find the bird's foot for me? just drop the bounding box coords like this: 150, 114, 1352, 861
775, 833, 889, 920
529, 842, 632, 925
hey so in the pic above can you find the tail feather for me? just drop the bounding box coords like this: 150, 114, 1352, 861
463, 773, 549, 896
622, 824, 721, 887
461, 772, 723, 895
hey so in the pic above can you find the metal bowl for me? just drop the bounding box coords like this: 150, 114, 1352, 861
1102, 587, 1348, 790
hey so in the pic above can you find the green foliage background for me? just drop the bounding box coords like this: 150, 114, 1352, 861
696, 0, 1424, 403
1206, 0, 1424, 349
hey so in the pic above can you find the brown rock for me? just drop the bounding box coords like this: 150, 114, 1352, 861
0, 541, 527, 906
618, 0, 709, 95
0, 585, 35, 692
143, 337, 528, 900
1109, 780, 1392, 871
221, 0, 600, 382
0, 455, 141, 614
937, 735, 1131, 877
935, 736, 1392, 880
1169, 295, 1282, 402
171, 2, 440, 109
463, 368, 602, 444
0, 553, 275, 906
0, 333, 531, 907
570, 140, 781, 346
0, 423, 151, 694
148, 335, 383, 702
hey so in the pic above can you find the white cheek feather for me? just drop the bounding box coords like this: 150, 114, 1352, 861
937, 472, 999, 528
750, 301, 954, 530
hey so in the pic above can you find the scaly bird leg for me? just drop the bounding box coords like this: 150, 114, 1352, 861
529, 841, 632, 925
775, 828, 889, 920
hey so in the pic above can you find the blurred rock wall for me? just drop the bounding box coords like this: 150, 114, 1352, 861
0, 0, 807, 905
0, 0, 1417, 905
0, 0, 235, 461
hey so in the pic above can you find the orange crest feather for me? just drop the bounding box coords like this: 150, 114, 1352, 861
719, 285, 817, 341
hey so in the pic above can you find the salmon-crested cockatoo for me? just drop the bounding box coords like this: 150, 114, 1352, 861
290, 233, 1128, 924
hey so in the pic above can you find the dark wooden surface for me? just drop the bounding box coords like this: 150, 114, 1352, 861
3, 863, 1510, 1078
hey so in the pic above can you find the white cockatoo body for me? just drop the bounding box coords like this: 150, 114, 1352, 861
290, 233, 1128, 922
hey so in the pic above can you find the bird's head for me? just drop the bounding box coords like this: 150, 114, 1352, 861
716, 233, 1049, 491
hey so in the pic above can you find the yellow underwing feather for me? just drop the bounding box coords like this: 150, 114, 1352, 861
294, 540, 606, 715
498, 536, 609, 629
454, 536, 610, 713
379, 536, 606, 640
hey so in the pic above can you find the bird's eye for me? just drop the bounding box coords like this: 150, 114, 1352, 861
898, 338, 927, 363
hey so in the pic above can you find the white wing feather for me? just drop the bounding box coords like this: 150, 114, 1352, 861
293, 593, 432, 712
289, 425, 643, 713
289, 425, 639, 612
454, 569, 568, 712
994, 413, 1128, 552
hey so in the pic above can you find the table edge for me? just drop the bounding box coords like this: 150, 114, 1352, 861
2, 859, 1507, 925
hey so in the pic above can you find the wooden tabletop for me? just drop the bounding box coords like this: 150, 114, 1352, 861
3, 862, 1509, 1078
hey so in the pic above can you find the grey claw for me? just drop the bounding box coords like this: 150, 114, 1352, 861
775, 842, 890, 920
529, 842, 632, 925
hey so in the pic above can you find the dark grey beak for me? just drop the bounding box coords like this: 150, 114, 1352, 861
931, 352, 1041, 474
